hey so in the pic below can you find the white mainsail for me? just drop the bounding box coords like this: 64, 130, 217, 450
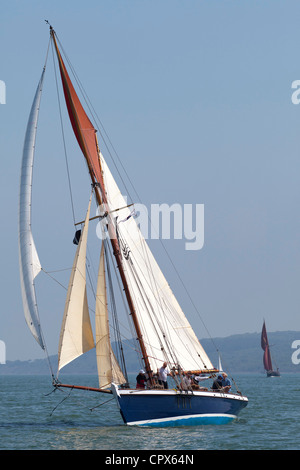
18, 69, 45, 350
57, 196, 95, 371
99, 153, 214, 373
95, 243, 126, 388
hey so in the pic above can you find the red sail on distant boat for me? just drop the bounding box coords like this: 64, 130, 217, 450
261, 321, 280, 377
261, 321, 273, 371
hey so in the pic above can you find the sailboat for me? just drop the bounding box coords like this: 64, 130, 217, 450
18, 25, 248, 426
261, 321, 280, 377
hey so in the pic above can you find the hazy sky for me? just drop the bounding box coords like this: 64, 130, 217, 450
1, 0, 300, 361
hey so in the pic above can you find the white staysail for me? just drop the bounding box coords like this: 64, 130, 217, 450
57, 196, 95, 371
18, 69, 45, 350
95, 243, 126, 388
99, 153, 214, 373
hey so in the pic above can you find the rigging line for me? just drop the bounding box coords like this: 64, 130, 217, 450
45, 268, 72, 273
90, 396, 115, 412
41, 334, 56, 381
42, 264, 97, 310
50, 37, 76, 226
51, 385, 101, 416
86, 259, 96, 300
41, 268, 68, 291
43, 35, 51, 70
50, 385, 73, 416
105, 234, 137, 344
87, 245, 98, 285
104, 239, 128, 381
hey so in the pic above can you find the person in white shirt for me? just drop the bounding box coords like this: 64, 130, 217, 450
158, 362, 169, 389
182, 371, 193, 390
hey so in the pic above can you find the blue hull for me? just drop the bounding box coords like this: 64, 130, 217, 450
112, 385, 248, 427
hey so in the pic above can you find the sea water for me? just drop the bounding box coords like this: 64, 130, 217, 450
0, 373, 299, 451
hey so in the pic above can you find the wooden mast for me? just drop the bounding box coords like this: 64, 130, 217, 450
50, 28, 153, 385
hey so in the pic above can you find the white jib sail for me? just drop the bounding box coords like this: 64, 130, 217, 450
100, 153, 214, 373
95, 243, 126, 388
18, 69, 45, 350
57, 196, 95, 372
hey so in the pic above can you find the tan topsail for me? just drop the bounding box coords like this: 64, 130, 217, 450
58, 196, 95, 371
95, 243, 126, 389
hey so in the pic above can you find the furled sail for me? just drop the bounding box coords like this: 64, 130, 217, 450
58, 196, 95, 371
99, 153, 214, 374
95, 243, 126, 388
18, 69, 45, 350
261, 321, 273, 371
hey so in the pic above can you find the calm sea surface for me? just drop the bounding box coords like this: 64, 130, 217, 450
0, 373, 299, 451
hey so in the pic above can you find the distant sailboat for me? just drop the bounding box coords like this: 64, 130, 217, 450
261, 321, 280, 377
18, 24, 248, 426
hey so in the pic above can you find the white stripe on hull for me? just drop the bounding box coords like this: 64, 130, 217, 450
127, 413, 237, 427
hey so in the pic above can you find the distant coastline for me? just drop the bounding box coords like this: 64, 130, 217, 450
1, 330, 299, 375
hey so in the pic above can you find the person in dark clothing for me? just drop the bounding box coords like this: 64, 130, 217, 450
212, 375, 223, 391
136, 369, 147, 389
